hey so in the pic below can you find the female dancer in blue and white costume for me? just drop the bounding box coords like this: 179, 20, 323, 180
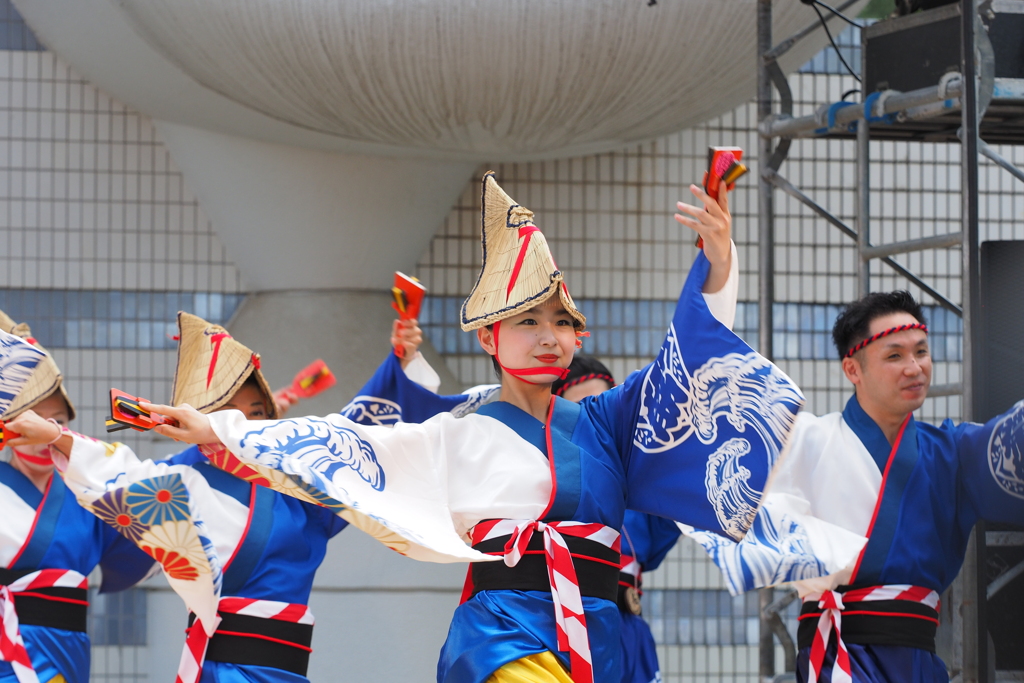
108, 173, 813, 683
0, 314, 152, 683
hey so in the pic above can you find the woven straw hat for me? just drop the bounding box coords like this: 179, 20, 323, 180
461, 172, 585, 332
0, 310, 76, 420
171, 312, 279, 418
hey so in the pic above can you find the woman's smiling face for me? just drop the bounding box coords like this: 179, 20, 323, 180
477, 295, 577, 385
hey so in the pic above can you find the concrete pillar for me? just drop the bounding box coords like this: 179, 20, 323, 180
155, 121, 477, 292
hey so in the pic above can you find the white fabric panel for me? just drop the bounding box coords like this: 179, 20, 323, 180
445, 414, 550, 538
56, 442, 248, 565
402, 352, 441, 395
769, 411, 883, 596
701, 240, 739, 330
0, 476, 38, 567
209, 408, 548, 561
54, 438, 238, 632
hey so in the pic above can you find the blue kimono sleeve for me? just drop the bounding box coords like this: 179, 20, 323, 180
953, 400, 1024, 525
98, 526, 156, 593
312, 505, 350, 538
340, 352, 498, 425
584, 252, 804, 540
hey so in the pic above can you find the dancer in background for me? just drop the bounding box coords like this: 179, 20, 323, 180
0, 312, 153, 683
7, 310, 461, 683
9, 312, 347, 683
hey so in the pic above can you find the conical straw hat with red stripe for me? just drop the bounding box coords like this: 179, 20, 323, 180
0, 309, 76, 420
171, 312, 279, 418
461, 172, 585, 332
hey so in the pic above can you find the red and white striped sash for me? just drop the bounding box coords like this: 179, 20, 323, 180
619, 554, 641, 586
0, 569, 88, 683
472, 519, 620, 683
176, 597, 315, 683
804, 584, 940, 683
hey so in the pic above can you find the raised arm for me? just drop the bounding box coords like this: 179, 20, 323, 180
583, 250, 804, 540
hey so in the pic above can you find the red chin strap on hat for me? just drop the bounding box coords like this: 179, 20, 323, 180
844, 323, 928, 359
491, 321, 570, 385
14, 449, 53, 466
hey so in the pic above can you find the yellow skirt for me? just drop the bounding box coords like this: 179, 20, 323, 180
487, 651, 574, 683
46, 677, 67, 683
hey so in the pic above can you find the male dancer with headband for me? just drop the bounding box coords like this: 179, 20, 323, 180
762, 291, 1024, 682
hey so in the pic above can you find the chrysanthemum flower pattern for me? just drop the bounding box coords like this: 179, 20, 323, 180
126, 474, 190, 526
139, 519, 211, 581
90, 487, 148, 543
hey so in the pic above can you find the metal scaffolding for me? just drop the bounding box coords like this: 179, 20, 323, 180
755, 0, 1024, 680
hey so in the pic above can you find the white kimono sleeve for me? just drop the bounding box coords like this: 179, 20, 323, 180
207, 409, 502, 564
53, 434, 225, 635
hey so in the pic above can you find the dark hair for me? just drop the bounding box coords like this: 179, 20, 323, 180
551, 355, 615, 396
831, 290, 926, 360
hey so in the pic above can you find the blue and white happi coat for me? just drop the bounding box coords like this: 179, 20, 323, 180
53, 436, 348, 683
741, 395, 1024, 682
202, 253, 808, 683
0, 461, 154, 683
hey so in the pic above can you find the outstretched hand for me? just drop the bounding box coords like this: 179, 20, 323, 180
141, 402, 220, 445
674, 183, 733, 294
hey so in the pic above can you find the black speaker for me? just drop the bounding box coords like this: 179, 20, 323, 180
865, 2, 1024, 95
978, 240, 1024, 673
978, 241, 1024, 422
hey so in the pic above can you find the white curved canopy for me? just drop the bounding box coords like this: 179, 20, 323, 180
15, 0, 845, 161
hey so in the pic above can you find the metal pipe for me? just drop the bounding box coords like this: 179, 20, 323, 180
761, 78, 964, 140
768, 611, 798, 673
987, 559, 1024, 600
978, 138, 1024, 184
929, 382, 964, 398
959, 0, 983, 679
757, 2, 776, 680
861, 232, 963, 259
856, 33, 871, 296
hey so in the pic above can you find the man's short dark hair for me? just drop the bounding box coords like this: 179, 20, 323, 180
831, 290, 927, 360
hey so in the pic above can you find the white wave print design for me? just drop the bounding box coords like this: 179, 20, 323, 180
682, 506, 828, 595
0, 330, 45, 413
704, 438, 760, 539
988, 399, 1024, 500
633, 323, 803, 537
339, 396, 403, 426
451, 385, 500, 418
241, 418, 385, 492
